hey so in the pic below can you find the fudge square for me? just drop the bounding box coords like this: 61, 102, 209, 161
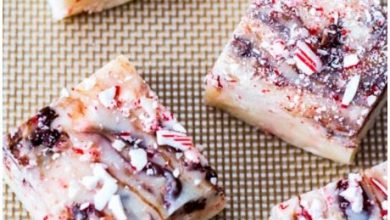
4, 57, 225, 220
270, 161, 388, 219
205, 0, 387, 163
48, 0, 132, 20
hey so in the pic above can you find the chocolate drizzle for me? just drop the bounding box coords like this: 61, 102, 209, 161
29, 107, 62, 148
336, 179, 374, 218
71, 203, 104, 220
231, 36, 253, 58
183, 198, 207, 214
164, 169, 182, 199
144, 162, 183, 208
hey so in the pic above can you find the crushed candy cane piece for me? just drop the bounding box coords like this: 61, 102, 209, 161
112, 139, 126, 152
156, 130, 193, 151
94, 179, 118, 211
79, 202, 90, 210
184, 149, 201, 163
93, 164, 116, 183
81, 76, 96, 90
343, 53, 359, 68
68, 181, 80, 199
370, 178, 388, 197
210, 177, 218, 185
342, 75, 361, 106
162, 120, 187, 133
129, 148, 148, 171
98, 86, 118, 108
81, 176, 99, 190
173, 168, 180, 178
108, 195, 127, 220
51, 153, 61, 160
194, 178, 201, 186
294, 41, 322, 75
262, 39, 287, 59
146, 168, 154, 176
92, 164, 118, 211
367, 95, 377, 106
340, 173, 363, 213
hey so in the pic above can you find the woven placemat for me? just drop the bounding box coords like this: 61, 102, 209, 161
3, 0, 388, 219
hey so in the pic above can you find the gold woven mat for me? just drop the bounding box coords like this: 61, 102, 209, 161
3, 0, 387, 219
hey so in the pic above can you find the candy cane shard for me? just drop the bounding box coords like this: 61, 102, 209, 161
48, 0, 133, 20
294, 41, 323, 75
270, 161, 388, 220
205, 0, 387, 163
3, 56, 225, 219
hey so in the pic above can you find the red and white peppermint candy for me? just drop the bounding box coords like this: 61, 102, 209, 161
156, 130, 202, 163
343, 53, 359, 68
370, 178, 388, 197
294, 41, 322, 75
342, 75, 360, 106
98, 85, 120, 108
156, 130, 193, 151
162, 120, 187, 133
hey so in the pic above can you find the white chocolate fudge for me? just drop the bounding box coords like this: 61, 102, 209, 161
3, 56, 225, 220
270, 162, 388, 220
205, 0, 387, 163
48, 0, 132, 20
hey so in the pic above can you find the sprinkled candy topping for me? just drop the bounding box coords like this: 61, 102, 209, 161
81, 176, 99, 190
294, 41, 323, 75
98, 86, 120, 108
156, 130, 203, 163
156, 130, 193, 151
162, 120, 187, 133
339, 173, 364, 213
108, 195, 127, 220
370, 178, 388, 197
342, 75, 361, 106
129, 148, 148, 171
343, 53, 359, 68
82, 164, 119, 211
112, 139, 126, 152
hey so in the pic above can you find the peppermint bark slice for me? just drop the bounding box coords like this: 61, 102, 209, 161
48, 0, 132, 20
205, 0, 387, 163
270, 162, 388, 220
3, 56, 225, 220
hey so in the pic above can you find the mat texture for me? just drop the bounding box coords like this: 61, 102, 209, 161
3, 0, 388, 219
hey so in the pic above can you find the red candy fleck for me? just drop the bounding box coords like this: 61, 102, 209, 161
117, 131, 131, 136
309, 28, 319, 35
341, 29, 348, 36
114, 85, 122, 107
296, 210, 313, 220
72, 148, 84, 155
370, 177, 388, 197
216, 75, 223, 89
27, 115, 39, 126
295, 52, 317, 73
133, 98, 141, 108
279, 203, 289, 210
89, 148, 101, 161
333, 94, 341, 102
